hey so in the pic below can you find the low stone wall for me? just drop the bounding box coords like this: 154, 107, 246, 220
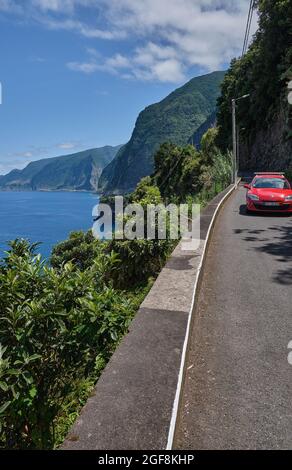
62, 185, 235, 450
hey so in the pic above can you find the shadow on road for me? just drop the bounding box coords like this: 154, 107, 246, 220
236, 205, 292, 285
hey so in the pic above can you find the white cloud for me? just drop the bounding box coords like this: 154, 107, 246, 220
103, 0, 258, 73
67, 60, 98, 73
0, 0, 22, 13
57, 142, 78, 150
66, 52, 130, 75
31, 0, 96, 13
1, 0, 259, 83
39, 17, 120, 40
150, 59, 185, 83
11, 151, 34, 158
106, 54, 131, 69
67, 47, 186, 82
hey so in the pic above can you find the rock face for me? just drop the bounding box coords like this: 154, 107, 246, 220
0, 146, 122, 192
239, 107, 292, 171
99, 71, 225, 194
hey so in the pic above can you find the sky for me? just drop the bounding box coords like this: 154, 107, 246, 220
0, 0, 258, 174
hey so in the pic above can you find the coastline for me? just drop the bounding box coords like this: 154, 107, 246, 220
0, 189, 100, 194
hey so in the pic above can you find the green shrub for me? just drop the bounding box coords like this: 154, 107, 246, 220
51, 230, 102, 271
107, 178, 174, 288
0, 240, 132, 449
106, 238, 173, 289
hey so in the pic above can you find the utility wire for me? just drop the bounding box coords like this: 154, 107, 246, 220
242, 1, 252, 55
242, 0, 255, 56
245, 0, 254, 53
242, 0, 252, 55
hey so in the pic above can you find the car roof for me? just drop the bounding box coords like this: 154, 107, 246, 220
254, 174, 285, 179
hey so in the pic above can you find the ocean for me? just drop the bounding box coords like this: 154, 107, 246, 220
0, 191, 99, 260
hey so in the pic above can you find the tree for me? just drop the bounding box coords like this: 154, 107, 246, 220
216, 0, 292, 152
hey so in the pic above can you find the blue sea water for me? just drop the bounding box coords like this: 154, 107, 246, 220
0, 192, 99, 259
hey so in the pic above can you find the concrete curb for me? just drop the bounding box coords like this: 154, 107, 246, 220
62, 184, 237, 451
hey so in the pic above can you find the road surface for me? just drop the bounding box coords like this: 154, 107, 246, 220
174, 184, 292, 450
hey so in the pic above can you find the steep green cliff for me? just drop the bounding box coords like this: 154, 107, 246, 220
99, 71, 225, 193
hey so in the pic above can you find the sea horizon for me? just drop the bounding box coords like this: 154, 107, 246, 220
0, 191, 99, 259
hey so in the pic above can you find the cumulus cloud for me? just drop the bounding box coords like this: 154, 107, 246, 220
101, 0, 258, 74
67, 46, 186, 83
39, 17, 122, 39
57, 142, 79, 150
67, 60, 99, 73
64, 0, 258, 82
31, 0, 96, 13
0, 0, 258, 83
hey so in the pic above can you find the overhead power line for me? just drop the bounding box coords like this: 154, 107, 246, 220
242, 0, 255, 57
242, 1, 252, 55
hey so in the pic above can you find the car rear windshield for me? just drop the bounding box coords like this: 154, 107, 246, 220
253, 178, 290, 189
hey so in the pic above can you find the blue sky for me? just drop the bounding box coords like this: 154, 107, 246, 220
0, 0, 257, 174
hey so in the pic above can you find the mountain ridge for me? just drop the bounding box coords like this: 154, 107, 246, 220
0, 145, 122, 192
99, 71, 225, 194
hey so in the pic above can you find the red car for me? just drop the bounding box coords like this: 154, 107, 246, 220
244, 173, 292, 213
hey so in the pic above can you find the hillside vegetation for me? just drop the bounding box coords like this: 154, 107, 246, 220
99, 71, 225, 194
0, 146, 122, 192
216, 0, 292, 170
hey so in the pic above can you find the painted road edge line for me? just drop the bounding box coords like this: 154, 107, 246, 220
166, 183, 238, 450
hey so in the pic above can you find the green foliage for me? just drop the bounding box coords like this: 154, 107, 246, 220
0, 240, 138, 449
216, 0, 292, 152
51, 230, 104, 271
107, 178, 174, 288
200, 127, 219, 164
153, 143, 203, 200
151, 136, 232, 202
106, 238, 173, 289
130, 177, 161, 205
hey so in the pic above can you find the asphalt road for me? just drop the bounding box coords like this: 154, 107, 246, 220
174, 184, 292, 450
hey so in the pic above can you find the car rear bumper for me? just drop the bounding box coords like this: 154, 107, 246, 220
247, 199, 292, 212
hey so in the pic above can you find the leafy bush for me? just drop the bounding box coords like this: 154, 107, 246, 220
0, 240, 134, 449
153, 142, 203, 200
51, 230, 102, 271
107, 178, 175, 288
151, 135, 232, 203
106, 238, 173, 289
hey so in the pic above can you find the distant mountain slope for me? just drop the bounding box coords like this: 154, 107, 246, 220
0, 146, 122, 191
99, 71, 225, 194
